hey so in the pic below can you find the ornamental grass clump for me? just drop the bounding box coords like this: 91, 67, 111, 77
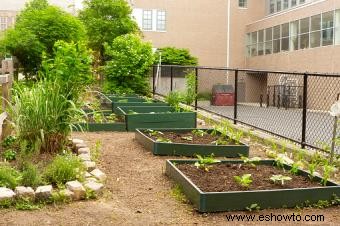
8, 81, 83, 153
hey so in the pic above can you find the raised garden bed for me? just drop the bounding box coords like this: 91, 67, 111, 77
75, 111, 126, 132
117, 106, 197, 131
112, 101, 168, 114
135, 128, 249, 157
166, 159, 340, 212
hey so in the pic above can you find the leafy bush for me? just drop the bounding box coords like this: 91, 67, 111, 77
0, 165, 22, 189
183, 71, 197, 105
44, 153, 85, 185
21, 163, 42, 188
104, 34, 154, 95
0, 0, 86, 76
8, 81, 83, 153
165, 91, 183, 111
40, 40, 93, 102
154, 47, 198, 66
2, 149, 16, 161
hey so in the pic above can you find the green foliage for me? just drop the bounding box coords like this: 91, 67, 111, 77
8, 81, 84, 153
321, 164, 336, 186
2, 149, 16, 161
40, 41, 93, 102
234, 174, 252, 188
191, 129, 207, 137
241, 156, 261, 168
246, 203, 261, 212
0, 0, 86, 76
194, 154, 221, 172
51, 190, 72, 204
155, 137, 172, 143
289, 161, 304, 175
15, 198, 42, 210
104, 34, 154, 95
165, 91, 183, 111
145, 129, 164, 137
79, 0, 139, 60
2, 135, 17, 148
0, 165, 22, 189
44, 153, 85, 186
21, 163, 42, 188
154, 47, 198, 66
270, 174, 292, 185
170, 184, 187, 203
183, 71, 197, 105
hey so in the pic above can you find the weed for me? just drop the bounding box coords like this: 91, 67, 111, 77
21, 163, 42, 188
2, 149, 16, 161
0, 165, 22, 189
170, 184, 187, 203
245, 203, 261, 212
91, 140, 102, 162
15, 198, 42, 210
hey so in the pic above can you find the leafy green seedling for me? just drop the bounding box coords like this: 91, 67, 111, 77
181, 136, 193, 141
93, 112, 103, 123
234, 174, 252, 188
2, 149, 16, 161
156, 137, 172, 143
145, 129, 164, 137
106, 113, 117, 123
289, 161, 304, 175
194, 154, 221, 172
308, 162, 319, 180
191, 129, 207, 137
211, 138, 230, 146
321, 164, 336, 186
241, 156, 261, 168
246, 203, 261, 212
270, 175, 292, 185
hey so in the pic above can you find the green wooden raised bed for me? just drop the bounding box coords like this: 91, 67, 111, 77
112, 101, 168, 114
166, 159, 340, 212
117, 106, 197, 131
135, 128, 249, 157
109, 96, 145, 103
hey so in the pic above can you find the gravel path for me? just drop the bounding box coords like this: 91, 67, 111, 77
0, 132, 339, 225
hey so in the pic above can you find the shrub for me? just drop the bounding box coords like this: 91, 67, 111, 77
21, 163, 42, 188
154, 47, 198, 66
40, 40, 93, 102
104, 34, 154, 95
44, 153, 85, 185
183, 71, 197, 105
165, 91, 183, 112
0, 165, 22, 189
8, 81, 83, 153
2, 149, 17, 161
0, 0, 86, 76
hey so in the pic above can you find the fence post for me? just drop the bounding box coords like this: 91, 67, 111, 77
195, 67, 198, 110
301, 73, 308, 149
233, 69, 238, 124
152, 66, 156, 96
170, 66, 173, 91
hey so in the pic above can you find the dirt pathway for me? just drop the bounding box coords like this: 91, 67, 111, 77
0, 132, 338, 225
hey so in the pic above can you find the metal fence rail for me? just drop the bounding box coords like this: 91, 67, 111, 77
151, 65, 340, 153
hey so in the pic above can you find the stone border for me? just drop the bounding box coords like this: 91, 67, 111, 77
0, 138, 106, 204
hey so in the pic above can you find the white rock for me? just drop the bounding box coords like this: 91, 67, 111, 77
84, 181, 104, 195
90, 169, 107, 182
78, 153, 91, 161
76, 143, 88, 150
59, 189, 74, 200
65, 181, 85, 200
14, 186, 35, 199
83, 161, 96, 171
0, 187, 15, 201
72, 139, 84, 144
86, 177, 98, 183
85, 172, 92, 178
78, 147, 90, 154
197, 118, 206, 126
35, 185, 53, 200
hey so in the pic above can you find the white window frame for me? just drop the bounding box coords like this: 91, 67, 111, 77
142, 10, 153, 31
156, 10, 166, 31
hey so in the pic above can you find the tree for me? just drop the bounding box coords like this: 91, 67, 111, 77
104, 34, 154, 95
154, 47, 198, 66
79, 0, 139, 62
0, 0, 86, 76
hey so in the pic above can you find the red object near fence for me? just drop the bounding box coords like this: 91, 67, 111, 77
211, 85, 235, 106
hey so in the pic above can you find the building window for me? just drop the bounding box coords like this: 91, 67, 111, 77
290, 20, 299, 50
239, 0, 247, 8
335, 9, 340, 45
142, 10, 153, 31
310, 14, 321, 48
268, 0, 310, 15
258, 30, 264, 55
281, 23, 289, 51
156, 10, 166, 31
269, 0, 275, 14
283, 0, 289, 10
321, 11, 334, 46
265, 27, 273, 54
291, 0, 297, 7
273, 25, 281, 53
251, 31, 258, 56
0, 17, 7, 31
299, 17, 309, 49
276, 0, 282, 12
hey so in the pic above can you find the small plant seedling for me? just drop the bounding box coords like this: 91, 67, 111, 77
191, 129, 207, 137
211, 138, 230, 146
246, 203, 261, 212
93, 112, 103, 123
241, 156, 261, 168
106, 113, 117, 123
156, 137, 172, 143
232, 131, 243, 145
270, 174, 292, 185
321, 164, 336, 186
234, 174, 252, 188
194, 154, 221, 172
275, 154, 294, 169
289, 161, 304, 175
181, 136, 193, 141
145, 129, 164, 137
209, 126, 219, 136
2, 149, 16, 161
308, 162, 319, 180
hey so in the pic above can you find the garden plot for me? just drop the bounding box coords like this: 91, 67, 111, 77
117, 106, 197, 131
166, 159, 340, 212
112, 98, 168, 114
135, 128, 249, 157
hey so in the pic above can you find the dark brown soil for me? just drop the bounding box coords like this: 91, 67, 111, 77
146, 130, 238, 145
177, 163, 323, 192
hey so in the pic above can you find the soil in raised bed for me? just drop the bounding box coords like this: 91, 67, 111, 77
146, 130, 238, 145
177, 163, 324, 192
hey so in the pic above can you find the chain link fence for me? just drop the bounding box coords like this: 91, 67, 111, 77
151, 65, 340, 154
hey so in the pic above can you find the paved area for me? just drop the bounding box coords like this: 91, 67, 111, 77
198, 101, 340, 153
